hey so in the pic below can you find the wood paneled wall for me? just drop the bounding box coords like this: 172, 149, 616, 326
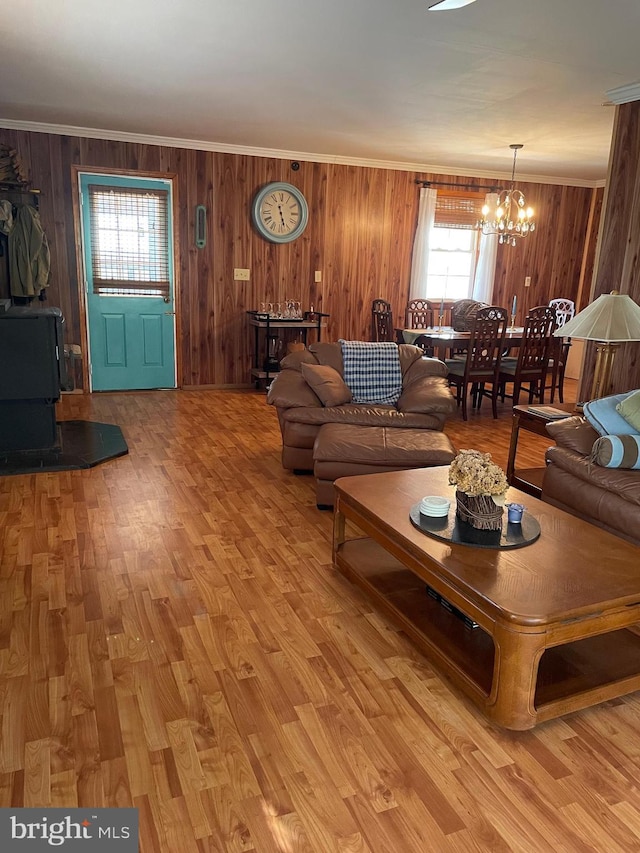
0, 127, 600, 388
583, 101, 640, 399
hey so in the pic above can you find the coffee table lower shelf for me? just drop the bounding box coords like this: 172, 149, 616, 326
335, 537, 640, 729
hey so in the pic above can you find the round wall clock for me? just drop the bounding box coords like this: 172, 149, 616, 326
252, 182, 309, 243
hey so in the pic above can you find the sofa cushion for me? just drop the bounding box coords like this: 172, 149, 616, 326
313, 423, 455, 467
301, 363, 352, 406
617, 389, 640, 431
281, 403, 447, 430
267, 367, 321, 408
583, 392, 638, 436
545, 416, 599, 455
307, 342, 345, 374
591, 434, 640, 469
544, 445, 640, 508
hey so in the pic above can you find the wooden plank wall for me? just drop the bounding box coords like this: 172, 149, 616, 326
0, 127, 600, 388
584, 101, 640, 398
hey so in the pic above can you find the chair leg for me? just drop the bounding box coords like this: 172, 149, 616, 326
558, 364, 565, 403
491, 385, 498, 419
512, 380, 521, 407
461, 382, 469, 421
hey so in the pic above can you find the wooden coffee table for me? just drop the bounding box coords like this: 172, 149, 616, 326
333, 467, 640, 730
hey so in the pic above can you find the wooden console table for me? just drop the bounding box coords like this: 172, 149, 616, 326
333, 467, 640, 730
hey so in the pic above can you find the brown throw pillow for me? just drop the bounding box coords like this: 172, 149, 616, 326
301, 363, 352, 406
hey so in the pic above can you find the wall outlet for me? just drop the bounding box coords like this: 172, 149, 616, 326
314, 270, 322, 283
524, 275, 531, 287
234, 268, 250, 281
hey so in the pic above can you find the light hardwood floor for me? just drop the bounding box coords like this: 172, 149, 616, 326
2, 382, 640, 852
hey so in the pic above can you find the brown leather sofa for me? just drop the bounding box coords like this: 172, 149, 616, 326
542, 416, 640, 546
267, 342, 456, 471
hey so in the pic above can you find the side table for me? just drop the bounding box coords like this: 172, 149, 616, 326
506, 404, 576, 496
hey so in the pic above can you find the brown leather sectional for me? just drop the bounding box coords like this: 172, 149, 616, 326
542, 416, 640, 546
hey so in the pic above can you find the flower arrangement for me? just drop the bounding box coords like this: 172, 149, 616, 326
448, 449, 508, 500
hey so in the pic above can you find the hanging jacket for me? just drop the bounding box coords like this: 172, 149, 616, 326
0, 199, 13, 235
8, 204, 50, 297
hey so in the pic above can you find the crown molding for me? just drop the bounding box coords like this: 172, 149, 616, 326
0, 117, 601, 188
605, 81, 640, 105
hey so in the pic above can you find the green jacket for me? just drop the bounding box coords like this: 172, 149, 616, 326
9, 204, 51, 297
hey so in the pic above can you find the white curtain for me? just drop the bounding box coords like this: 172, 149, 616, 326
409, 187, 437, 300
471, 192, 498, 304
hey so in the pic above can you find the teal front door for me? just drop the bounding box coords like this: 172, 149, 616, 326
80, 174, 176, 391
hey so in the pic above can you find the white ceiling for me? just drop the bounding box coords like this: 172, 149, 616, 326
1, 0, 639, 184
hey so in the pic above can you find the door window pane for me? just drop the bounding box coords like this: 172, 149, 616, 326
88, 186, 170, 297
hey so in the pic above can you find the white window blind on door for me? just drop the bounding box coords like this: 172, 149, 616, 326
88, 185, 170, 298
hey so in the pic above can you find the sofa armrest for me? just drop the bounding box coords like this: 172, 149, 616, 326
267, 369, 322, 409
397, 375, 456, 416
545, 416, 598, 456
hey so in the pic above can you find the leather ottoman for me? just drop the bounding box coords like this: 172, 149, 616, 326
313, 423, 456, 508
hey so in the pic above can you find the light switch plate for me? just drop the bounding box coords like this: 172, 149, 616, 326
234, 268, 250, 281
314, 270, 322, 282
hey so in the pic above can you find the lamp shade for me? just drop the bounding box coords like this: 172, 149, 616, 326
554, 292, 640, 342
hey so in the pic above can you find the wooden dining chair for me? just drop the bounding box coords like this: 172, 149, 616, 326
445, 306, 508, 420
371, 299, 394, 342
403, 299, 434, 352
499, 305, 556, 406
547, 298, 575, 402
405, 299, 434, 329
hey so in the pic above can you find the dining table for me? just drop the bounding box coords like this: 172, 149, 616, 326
398, 326, 525, 361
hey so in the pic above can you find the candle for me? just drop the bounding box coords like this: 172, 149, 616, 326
439, 296, 444, 317
511, 295, 517, 316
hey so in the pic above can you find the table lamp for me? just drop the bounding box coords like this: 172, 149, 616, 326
554, 291, 640, 400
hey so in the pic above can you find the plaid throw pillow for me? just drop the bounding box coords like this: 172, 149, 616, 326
339, 340, 402, 405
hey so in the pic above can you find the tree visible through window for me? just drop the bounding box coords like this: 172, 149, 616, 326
88, 185, 170, 298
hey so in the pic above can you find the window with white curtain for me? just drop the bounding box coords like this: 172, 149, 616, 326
424, 192, 482, 300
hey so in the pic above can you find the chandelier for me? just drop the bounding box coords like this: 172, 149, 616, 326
477, 144, 535, 246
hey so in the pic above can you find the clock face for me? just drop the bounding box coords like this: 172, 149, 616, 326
252, 182, 309, 243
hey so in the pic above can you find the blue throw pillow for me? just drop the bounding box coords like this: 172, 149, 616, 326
583, 392, 639, 437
